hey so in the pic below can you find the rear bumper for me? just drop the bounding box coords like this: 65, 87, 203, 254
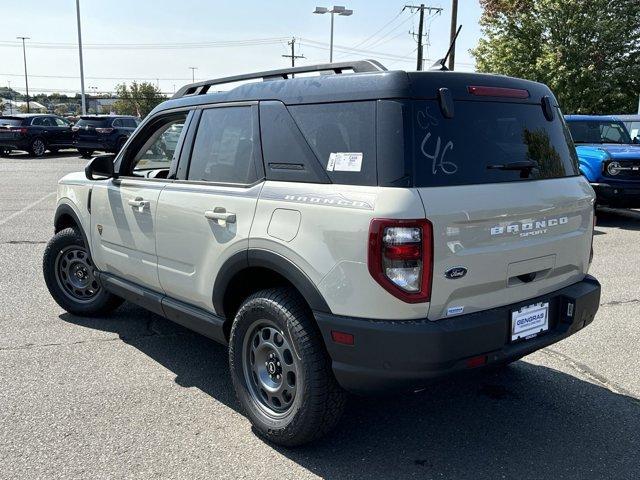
74, 139, 116, 151
0, 138, 29, 150
591, 182, 640, 207
315, 276, 601, 394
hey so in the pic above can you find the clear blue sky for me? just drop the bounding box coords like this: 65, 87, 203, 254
2, 0, 482, 95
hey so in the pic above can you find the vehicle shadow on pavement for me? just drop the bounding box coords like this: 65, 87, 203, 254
60, 305, 640, 480
2, 150, 82, 160
596, 207, 640, 233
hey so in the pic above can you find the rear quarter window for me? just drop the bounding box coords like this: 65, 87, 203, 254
412, 100, 579, 187
288, 101, 376, 186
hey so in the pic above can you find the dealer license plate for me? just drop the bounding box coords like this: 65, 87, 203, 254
511, 302, 549, 342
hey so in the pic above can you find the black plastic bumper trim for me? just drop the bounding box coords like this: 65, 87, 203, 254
315, 275, 601, 394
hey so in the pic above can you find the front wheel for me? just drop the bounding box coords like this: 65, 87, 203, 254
43, 227, 123, 316
29, 138, 46, 157
229, 288, 347, 447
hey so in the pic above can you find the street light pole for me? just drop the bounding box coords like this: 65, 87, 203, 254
16, 36, 30, 113
75, 0, 87, 115
314, 6, 353, 63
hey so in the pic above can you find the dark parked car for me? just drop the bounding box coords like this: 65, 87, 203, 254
72, 115, 139, 158
0, 114, 74, 157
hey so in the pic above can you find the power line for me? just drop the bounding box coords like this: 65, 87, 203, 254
0, 37, 291, 50
364, 10, 419, 51
298, 38, 415, 61
347, 9, 405, 51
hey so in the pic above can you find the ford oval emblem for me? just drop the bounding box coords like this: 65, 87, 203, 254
445, 266, 467, 279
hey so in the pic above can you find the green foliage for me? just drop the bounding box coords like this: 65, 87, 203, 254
113, 82, 166, 118
472, 0, 640, 114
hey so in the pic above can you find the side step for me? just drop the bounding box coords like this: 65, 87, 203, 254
98, 272, 227, 345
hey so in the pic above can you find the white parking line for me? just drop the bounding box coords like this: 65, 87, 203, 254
0, 192, 56, 227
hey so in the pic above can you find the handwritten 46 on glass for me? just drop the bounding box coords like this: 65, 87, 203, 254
417, 105, 458, 175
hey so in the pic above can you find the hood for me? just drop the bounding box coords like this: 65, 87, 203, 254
576, 144, 640, 160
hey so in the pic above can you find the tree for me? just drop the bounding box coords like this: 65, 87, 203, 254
113, 81, 166, 118
471, 0, 640, 114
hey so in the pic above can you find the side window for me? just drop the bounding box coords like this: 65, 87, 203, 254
31, 117, 43, 126
187, 106, 258, 184
112, 119, 123, 127
288, 101, 377, 186
125, 118, 138, 128
125, 113, 188, 177
43, 117, 55, 127
54, 118, 69, 127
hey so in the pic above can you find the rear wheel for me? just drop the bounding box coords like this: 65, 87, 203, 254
0, 148, 10, 157
29, 138, 46, 157
78, 148, 93, 158
43, 227, 123, 316
229, 288, 347, 447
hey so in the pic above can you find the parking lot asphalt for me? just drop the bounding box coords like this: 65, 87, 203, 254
0, 152, 638, 480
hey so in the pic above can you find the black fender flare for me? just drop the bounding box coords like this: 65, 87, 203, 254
213, 249, 331, 317
54, 203, 90, 249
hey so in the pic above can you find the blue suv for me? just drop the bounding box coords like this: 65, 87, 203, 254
565, 115, 640, 207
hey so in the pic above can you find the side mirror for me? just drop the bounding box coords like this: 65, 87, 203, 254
85, 154, 117, 180
633, 137, 640, 144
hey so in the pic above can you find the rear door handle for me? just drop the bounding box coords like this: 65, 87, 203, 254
204, 207, 236, 224
128, 197, 150, 211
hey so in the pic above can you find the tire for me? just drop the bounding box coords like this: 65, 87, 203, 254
43, 227, 123, 316
229, 288, 347, 447
0, 148, 10, 157
29, 137, 46, 157
78, 148, 93, 158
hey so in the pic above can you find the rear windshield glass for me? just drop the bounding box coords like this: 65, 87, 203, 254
567, 120, 632, 144
76, 118, 110, 128
413, 100, 579, 187
0, 118, 23, 127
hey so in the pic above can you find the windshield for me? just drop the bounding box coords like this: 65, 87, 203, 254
0, 118, 23, 127
624, 121, 640, 140
567, 120, 632, 144
412, 100, 579, 187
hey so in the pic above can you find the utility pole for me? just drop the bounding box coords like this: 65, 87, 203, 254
7, 80, 12, 114
404, 4, 443, 71
75, 0, 87, 115
189, 67, 198, 83
282, 37, 305, 69
16, 36, 30, 113
448, 0, 459, 70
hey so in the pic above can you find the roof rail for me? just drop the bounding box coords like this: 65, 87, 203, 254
172, 59, 387, 99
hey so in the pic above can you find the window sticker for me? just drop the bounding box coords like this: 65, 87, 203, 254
327, 152, 363, 172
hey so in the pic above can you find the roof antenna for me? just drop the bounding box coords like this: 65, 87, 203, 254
430, 25, 462, 71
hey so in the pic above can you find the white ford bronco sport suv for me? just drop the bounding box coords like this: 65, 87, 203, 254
43, 60, 601, 446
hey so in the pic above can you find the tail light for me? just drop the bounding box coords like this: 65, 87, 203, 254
368, 219, 433, 303
9, 127, 28, 134
95, 127, 114, 134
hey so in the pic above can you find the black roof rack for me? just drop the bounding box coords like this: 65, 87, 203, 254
172, 59, 387, 99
